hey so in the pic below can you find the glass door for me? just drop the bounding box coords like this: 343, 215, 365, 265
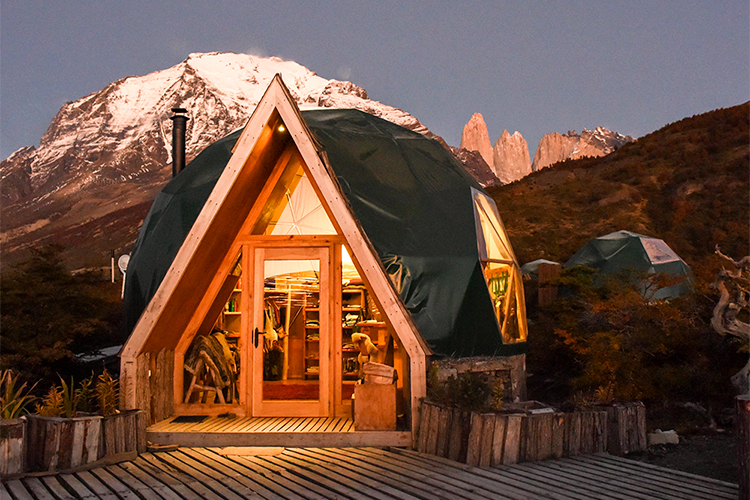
251, 245, 331, 417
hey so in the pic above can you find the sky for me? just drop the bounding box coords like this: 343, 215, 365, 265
1, 1, 748, 160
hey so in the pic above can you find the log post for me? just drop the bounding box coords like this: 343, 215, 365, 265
502, 414, 522, 464
491, 414, 507, 466
738, 396, 750, 500
447, 408, 468, 462
479, 413, 496, 467
416, 402, 432, 453
425, 403, 440, 455
435, 405, 452, 458
466, 412, 484, 466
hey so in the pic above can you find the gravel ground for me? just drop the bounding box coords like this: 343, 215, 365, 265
624, 431, 739, 484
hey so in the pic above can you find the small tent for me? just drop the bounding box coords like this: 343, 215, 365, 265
564, 230, 693, 300
120, 76, 527, 442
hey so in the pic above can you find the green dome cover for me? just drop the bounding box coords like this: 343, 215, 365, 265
124, 109, 526, 357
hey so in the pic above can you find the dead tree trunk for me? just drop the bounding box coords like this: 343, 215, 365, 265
711, 246, 750, 395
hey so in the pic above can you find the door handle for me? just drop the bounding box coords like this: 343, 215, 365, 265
254, 328, 264, 348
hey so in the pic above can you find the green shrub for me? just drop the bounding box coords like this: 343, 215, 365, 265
526, 268, 744, 410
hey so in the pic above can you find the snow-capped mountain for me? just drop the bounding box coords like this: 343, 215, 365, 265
532, 127, 635, 171
0, 52, 433, 269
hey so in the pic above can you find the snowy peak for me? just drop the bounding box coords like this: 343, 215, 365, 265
532, 127, 635, 171
3, 52, 431, 198
0, 52, 433, 269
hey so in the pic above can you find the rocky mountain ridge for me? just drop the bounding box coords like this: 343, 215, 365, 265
0, 52, 434, 269
459, 114, 634, 185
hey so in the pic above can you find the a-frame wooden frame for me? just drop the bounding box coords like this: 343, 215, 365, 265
120, 75, 430, 434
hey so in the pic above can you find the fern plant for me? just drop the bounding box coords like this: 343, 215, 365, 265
0, 369, 37, 419
95, 370, 119, 416
36, 385, 64, 417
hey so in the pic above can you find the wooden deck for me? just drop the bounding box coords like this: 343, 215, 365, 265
148, 416, 412, 447
2, 447, 737, 499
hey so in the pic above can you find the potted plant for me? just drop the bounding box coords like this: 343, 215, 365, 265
26, 370, 146, 472
96, 370, 146, 457
26, 375, 104, 472
0, 369, 37, 477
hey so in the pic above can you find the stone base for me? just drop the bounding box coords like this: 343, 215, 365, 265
431, 354, 526, 403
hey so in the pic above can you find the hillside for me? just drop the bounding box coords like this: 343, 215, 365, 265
488, 102, 749, 284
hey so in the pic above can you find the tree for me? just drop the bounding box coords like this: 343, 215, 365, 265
0, 245, 122, 389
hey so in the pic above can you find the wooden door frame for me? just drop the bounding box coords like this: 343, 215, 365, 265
247, 240, 337, 417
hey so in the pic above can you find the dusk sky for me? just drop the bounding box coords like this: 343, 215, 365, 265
1, 1, 748, 160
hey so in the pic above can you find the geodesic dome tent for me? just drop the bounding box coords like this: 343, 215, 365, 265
564, 230, 694, 300
123, 105, 527, 358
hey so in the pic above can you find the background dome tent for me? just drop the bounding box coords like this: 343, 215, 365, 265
563, 230, 694, 300
123, 108, 527, 358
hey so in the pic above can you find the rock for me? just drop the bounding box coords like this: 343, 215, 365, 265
460, 113, 493, 169
532, 127, 634, 171
449, 146, 501, 188
492, 129, 531, 184
648, 429, 680, 446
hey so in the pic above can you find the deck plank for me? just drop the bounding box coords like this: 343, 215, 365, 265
278, 449, 417, 500
180, 447, 295, 500
112, 461, 186, 500
137, 453, 227, 500
515, 457, 700, 500
40, 476, 78, 500
83, 469, 143, 500
238, 452, 359, 499
4, 480, 35, 500
19, 479, 57, 500
327, 447, 503, 500
370, 447, 569, 500
258, 452, 387, 500
306, 447, 450, 500
157, 450, 261, 500
59, 473, 115, 500
572, 453, 738, 498
1, 447, 738, 500
390, 447, 610, 500
99, 464, 173, 500
290, 448, 437, 500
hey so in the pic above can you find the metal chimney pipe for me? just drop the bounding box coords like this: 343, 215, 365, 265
170, 107, 189, 177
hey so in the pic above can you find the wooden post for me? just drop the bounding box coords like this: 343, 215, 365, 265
551, 413, 565, 459
502, 414, 522, 464
435, 406, 452, 458
479, 413, 496, 467
738, 396, 750, 500
100, 409, 147, 458
466, 412, 484, 466
424, 402, 440, 454
447, 408, 468, 462
564, 412, 581, 456
491, 414, 507, 467
416, 402, 432, 453
636, 402, 647, 451
0, 417, 26, 478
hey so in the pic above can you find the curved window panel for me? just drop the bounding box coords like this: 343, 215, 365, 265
473, 189, 528, 343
